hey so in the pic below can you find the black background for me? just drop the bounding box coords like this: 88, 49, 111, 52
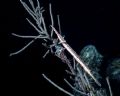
8, 0, 120, 95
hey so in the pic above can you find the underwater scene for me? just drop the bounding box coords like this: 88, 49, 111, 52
8, 0, 120, 96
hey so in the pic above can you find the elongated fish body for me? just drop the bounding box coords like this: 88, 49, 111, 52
51, 26, 101, 86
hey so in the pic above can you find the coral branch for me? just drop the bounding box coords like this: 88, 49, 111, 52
42, 74, 74, 96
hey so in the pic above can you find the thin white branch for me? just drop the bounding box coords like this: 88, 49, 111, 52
37, 0, 40, 9
29, 0, 36, 12
12, 33, 44, 39
106, 77, 113, 96
10, 35, 44, 56
42, 74, 74, 96
43, 50, 50, 58
10, 39, 35, 56
20, 0, 36, 20
65, 70, 74, 76
57, 15, 62, 34
41, 14, 48, 36
84, 73, 92, 90
73, 58, 76, 69
49, 3, 54, 37
77, 66, 88, 89
26, 18, 44, 34
64, 79, 87, 95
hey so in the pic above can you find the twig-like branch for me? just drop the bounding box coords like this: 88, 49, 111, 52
73, 58, 76, 70
41, 14, 48, 36
20, 0, 36, 21
10, 38, 35, 56
106, 77, 113, 96
37, 0, 40, 8
76, 65, 88, 91
12, 33, 44, 39
29, 0, 36, 11
49, 4, 54, 37
43, 50, 50, 58
42, 74, 74, 96
84, 73, 92, 91
57, 15, 62, 34
65, 70, 74, 76
10, 0, 52, 56
10, 34, 44, 56
26, 18, 44, 34
64, 79, 87, 95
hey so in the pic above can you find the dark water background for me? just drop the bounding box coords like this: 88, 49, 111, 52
8, 0, 120, 95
